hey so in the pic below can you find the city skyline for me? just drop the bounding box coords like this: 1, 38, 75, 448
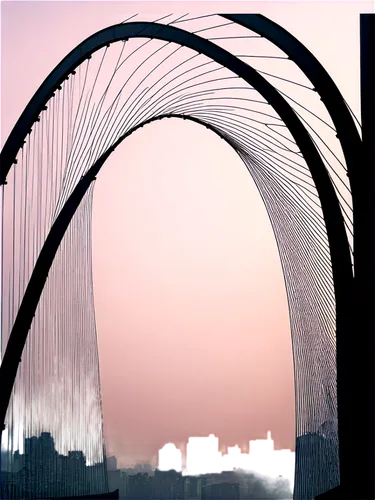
2, 424, 339, 499
1, 429, 294, 499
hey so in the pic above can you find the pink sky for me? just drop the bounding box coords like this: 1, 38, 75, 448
1, 0, 371, 467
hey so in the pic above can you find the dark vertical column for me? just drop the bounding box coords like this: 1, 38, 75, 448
316, 13, 374, 500
353, 12, 375, 500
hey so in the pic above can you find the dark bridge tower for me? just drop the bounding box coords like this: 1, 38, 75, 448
317, 13, 375, 500
222, 13, 373, 500
353, 12, 375, 500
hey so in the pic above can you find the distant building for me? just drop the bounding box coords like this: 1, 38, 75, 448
249, 431, 274, 456
188, 435, 217, 472
294, 430, 339, 499
107, 456, 118, 472
204, 481, 240, 500
108, 469, 121, 493
133, 463, 143, 474
158, 443, 182, 472
181, 430, 293, 488
142, 464, 152, 474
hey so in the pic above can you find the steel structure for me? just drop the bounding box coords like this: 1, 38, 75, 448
0, 13, 373, 500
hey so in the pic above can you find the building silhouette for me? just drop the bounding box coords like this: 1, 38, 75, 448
1, 432, 108, 499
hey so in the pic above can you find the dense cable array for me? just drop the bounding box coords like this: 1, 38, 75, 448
1, 14, 355, 499
1, 177, 108, 498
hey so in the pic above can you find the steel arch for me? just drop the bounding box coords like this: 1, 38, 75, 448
222, 14, 361, 191
0, 18, 354, 498
220, 15, 364, 496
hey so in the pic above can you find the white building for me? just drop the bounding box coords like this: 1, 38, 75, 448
186, 434, 222, 475
160, 443, 181, 469
249, 431, 274, 456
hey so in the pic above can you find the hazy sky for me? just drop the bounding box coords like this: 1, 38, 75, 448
1, 0, 371, 468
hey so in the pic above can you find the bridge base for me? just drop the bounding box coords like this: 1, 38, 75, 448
315, 484, 374, 500
315, 486, 345, 500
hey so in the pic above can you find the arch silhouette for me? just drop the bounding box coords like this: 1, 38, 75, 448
0, 18, 354, 498
222, 15, 361, 189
